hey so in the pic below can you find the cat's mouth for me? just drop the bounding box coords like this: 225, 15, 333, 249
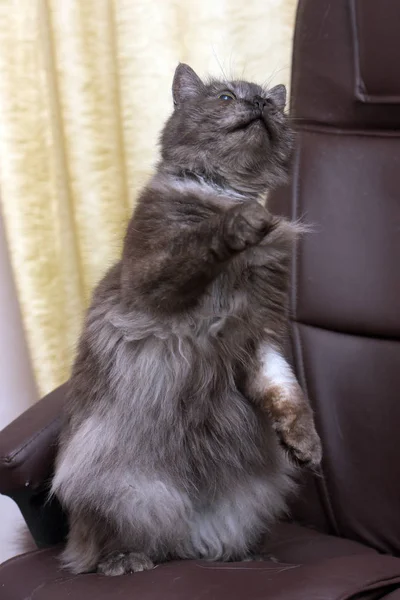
228, 117, 261, 134
229, 111, 275, 138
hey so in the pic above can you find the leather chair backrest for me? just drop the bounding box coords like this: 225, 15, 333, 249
270, 0, 400, 555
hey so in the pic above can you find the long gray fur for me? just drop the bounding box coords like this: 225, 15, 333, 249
52, 64, 320, 576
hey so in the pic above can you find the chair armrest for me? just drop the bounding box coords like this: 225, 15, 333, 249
0, 383, 67, 495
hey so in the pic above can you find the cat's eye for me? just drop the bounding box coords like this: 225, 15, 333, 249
218, 91, 236, 101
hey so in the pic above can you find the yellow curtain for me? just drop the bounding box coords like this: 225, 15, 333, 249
0, 0, 297, 397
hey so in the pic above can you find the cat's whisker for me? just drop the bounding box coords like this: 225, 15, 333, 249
211, 45, 228, 81
262, 64, 291, 92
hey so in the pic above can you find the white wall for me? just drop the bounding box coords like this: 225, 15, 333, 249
0, 207, 38, 563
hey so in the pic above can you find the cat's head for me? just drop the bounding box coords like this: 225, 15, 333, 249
160, 64, 294, 198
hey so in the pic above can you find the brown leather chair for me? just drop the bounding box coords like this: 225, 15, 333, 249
1, 1, 400, 598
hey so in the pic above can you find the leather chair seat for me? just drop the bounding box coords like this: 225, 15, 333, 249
2, 524, 400, 600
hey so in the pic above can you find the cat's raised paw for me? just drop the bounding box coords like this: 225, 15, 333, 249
97, 552, 154, 576
279, 415, 322, 469
223, 202, 277, 252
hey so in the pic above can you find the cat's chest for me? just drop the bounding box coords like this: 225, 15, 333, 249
198, 289, 247, 339
215, 250, 271, 301
198, 267, 258, 337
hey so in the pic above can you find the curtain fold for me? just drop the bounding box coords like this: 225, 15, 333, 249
0, 0, 297, 396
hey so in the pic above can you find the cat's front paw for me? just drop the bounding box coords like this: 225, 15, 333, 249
266, 385, 322, 469
277, 409, 322, 469
223, 202, 277, 252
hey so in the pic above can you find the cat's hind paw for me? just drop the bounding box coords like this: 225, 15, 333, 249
97, 552, 154, 576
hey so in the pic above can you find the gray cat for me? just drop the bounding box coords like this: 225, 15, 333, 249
51, 64, 322, 577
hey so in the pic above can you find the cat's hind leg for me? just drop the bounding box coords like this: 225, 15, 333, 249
184, 470, 294, 562
62, 514, 155, 576
56, 470, 192, 575
61, 512, 103, 574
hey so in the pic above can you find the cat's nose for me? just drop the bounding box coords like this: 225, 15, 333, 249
254, 95, 268, 111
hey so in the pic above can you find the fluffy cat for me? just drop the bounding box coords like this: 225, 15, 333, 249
51, 64, 322, 576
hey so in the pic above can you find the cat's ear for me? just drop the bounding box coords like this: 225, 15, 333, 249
173, 64, 205, 106
268, 84, 287, 110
